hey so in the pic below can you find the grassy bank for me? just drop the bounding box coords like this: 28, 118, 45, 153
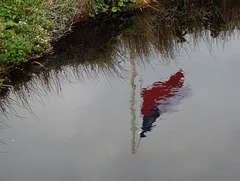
0, 0, 239, 74
0, 0, 87, 70
0, 0, 147, 71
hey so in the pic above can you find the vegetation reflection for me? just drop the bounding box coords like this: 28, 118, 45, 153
0, 0, 240, 141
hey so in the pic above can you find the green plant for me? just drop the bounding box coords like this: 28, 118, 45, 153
0, 0, 89, 69
0, 0, 55, 68
88, 0, 137, 17
0, 79, 4, 85
0, 79, 5, 91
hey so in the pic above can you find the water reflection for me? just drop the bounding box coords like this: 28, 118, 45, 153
0, 0, 240, 141
1, 2, 240, 180
139, 70, 191, 138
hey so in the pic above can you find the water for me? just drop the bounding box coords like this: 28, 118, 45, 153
1, 12, 240, 181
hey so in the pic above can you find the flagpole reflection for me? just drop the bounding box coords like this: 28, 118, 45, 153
129, 48, 138, 154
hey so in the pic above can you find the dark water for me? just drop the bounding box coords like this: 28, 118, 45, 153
1, 8, 240, 181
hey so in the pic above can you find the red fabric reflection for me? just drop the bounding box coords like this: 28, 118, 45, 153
141, 70, 185, 116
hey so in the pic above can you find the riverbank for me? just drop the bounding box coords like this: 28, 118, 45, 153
0, 0, 240, 89
0, 0, 150, 72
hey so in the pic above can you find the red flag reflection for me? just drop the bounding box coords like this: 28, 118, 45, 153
140, 69, 191, 137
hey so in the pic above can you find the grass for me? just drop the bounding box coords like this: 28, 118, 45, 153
0, 0, 89, 69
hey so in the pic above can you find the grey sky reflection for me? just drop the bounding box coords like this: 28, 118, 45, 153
1, 25, 240, 181
2, 36, 240, 181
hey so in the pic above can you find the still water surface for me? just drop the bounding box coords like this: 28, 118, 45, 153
1, 31, 240, 181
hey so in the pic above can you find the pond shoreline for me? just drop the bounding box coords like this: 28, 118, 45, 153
0, 0, 152, 85
1, 0, 240, 91
0, 0, 151, 68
